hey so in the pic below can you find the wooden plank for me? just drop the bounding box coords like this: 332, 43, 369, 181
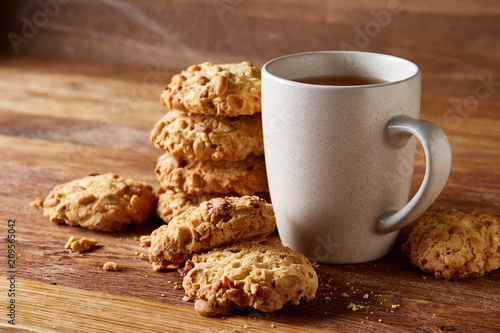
0, 279, 330, 333
0, 55, 170, 128
2, 0, 500, 73
0, 128, 498, 331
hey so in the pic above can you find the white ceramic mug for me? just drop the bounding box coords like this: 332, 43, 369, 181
261, 51, 452, 264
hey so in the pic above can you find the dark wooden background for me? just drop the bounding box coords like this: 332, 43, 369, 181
2, 1, 499, 75
1, 1, 499, 332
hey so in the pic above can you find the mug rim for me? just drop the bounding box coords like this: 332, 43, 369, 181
262, 51, 420, 89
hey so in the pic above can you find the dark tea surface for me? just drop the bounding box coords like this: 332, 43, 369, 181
294, 75, 390, 86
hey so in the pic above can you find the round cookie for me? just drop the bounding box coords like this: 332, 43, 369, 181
32, 173, 156, 232
156, 188, 225, 224
150, 110, 264, 161
182, 241, 318, 316
149, 196, 276, 270
160, 61, 261, 117
401, 210, 500, 279
154, 152, 268, 195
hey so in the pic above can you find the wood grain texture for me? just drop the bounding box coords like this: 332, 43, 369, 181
1, 0, 500, 332
2, 0, 500, 73
0, 56, 498, 333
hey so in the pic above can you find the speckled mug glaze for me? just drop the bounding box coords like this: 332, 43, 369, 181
262, 51, 452, 264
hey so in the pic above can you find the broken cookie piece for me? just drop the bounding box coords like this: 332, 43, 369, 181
65, 236, 99, 253
140, 235, 152, 247
103, 262, 120, 271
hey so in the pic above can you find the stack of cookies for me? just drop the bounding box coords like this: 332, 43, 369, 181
150, 61, 269, 224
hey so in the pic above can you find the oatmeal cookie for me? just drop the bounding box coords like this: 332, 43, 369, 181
156, 188, 225, 224
32, 173, 156, 232
402, 210, 500, 279
182, 241, 318, 315
149, 196, 276, 270
160, 61, 261, 117
150, 110, 264, 161
154, 152, 268, 195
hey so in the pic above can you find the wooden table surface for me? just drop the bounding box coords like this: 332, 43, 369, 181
1, 1, 499, 332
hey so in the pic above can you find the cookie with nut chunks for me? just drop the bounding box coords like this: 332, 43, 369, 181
154, 152, 268, 195
156, 188, 271, 224
182, 241, 318, 316
155, 188, 225, 224
31, 173, 156, 232
402, 209, 500, 279
151, 109, 264, 161
160, 61, 261, 117
149, 195, 275, 270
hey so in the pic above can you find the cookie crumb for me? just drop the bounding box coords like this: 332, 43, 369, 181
31, 197, 44, 209
194, 299, 215, 317
348, 302, 368, 311
65, 236, 99, 253
174, 283, 183, 290
64, 236, 76, 249
140, 235, 151, 247
341, 292, 349, 298
363, 294, 369, 299
391, 304, 400, 309
271, 323, 276, 328
103, 262, 120, 271
378, 319, 382, 323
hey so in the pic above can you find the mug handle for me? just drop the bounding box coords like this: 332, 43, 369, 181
376, 116, 452, 233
